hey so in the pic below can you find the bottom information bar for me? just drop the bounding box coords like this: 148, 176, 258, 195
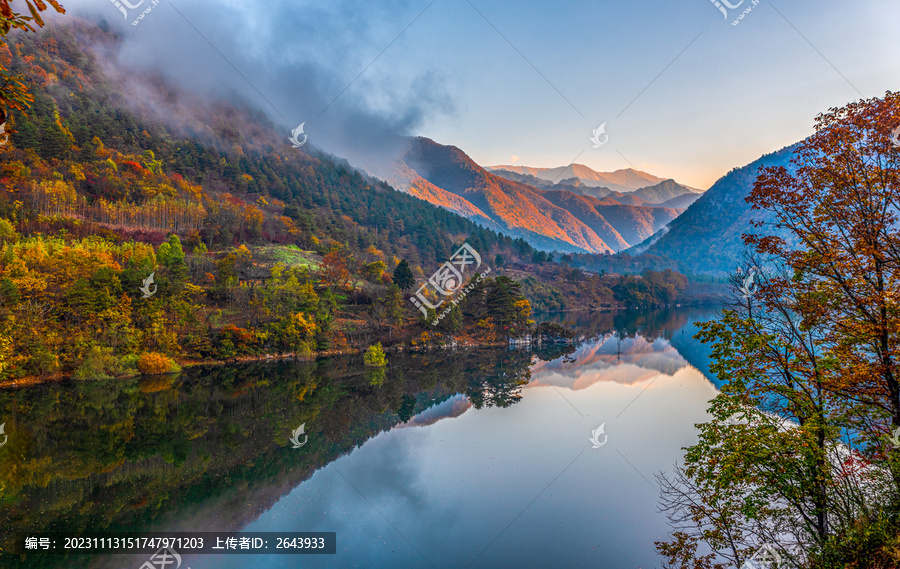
17, 532, 336, 555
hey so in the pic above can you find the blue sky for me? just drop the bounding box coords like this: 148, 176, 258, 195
71, 0, 900, 188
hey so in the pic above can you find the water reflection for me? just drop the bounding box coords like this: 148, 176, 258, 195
184, 311, 719, 569
537, 307, 720, 382
530, 333, 691, 390
0, 308, 720, 569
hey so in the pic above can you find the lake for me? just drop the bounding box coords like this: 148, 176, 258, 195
0, 307, 722, 569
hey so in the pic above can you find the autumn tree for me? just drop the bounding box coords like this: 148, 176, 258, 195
319, 247, 353, 293
460, 276, 533, 341
212, 244, 252, 303
370, 284, 403, 340
747, 91, 900, 453
0, 1, 64, 35
362, 260, 387, 283
658, 290, 850, 567
0, 0, 65, 123
658, 92, 900, 566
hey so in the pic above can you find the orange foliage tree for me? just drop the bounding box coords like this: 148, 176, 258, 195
748, 91, 900, 439
0, 0, 65, 123
320, 247, 353, 293
656, 92, 900, 568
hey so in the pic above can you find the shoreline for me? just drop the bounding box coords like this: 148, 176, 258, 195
0, 304, 705, 390
0, 350, 354, 390
0, 339, 521, 390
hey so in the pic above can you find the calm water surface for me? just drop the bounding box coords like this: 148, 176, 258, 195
0, 308, 721, 569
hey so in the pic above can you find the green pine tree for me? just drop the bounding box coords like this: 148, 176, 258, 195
392, 259, 415, 291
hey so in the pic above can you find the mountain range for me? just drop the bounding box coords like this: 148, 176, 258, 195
489, 168, 703, 208
481, 144, 806, 277
340, 129, 804, 275
352, 138, 698, 254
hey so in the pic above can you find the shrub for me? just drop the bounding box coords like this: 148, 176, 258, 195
29, 349, 59, 378
330, 331, 349, 350
363, 343, 386, 367
137, 352, 181, 375
218, 324, 259, 356
122, 160, 143, 173
120, 353, 139, 372
73, 346, 121, 380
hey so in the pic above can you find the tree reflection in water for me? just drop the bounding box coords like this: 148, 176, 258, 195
0, 347, 534, 568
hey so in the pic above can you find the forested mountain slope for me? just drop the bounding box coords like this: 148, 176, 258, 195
637, 144, 798, 275
0, 20, 539, 269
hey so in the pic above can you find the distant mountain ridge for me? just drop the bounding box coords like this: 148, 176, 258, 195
487, 168, 597, 194
490, 168, 702, 209
490, 164, 664, 192
632, 179, 701, 203
488, 163, 702, 194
